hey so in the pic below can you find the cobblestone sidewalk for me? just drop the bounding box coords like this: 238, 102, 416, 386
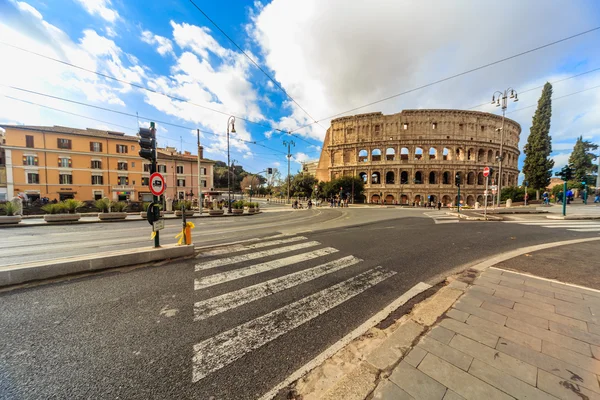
374, 267, 600, 400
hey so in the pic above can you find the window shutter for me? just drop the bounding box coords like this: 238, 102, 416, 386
22, 156, 26, 165
34, 157, 38, 166
99, 143, 103, 152
90, 142, 93, 151
68, 159, 72, 167
126, 177, 129, 185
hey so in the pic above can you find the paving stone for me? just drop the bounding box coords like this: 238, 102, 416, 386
505, 318, 592, 356
536, 369, 600, 400
542, 341, 600, 374
555, 292, 586, 304
443, 390, 465, 400
551, 282, 600, 299
476, 275, 501, 285
448, 280, 469, 290
428, 326, 456, 345
404, 346, 428, 368
501, 293, 555, 312
470, 285, 495, 295
468, 359, 558, 400
476, 280, 524, 298
417, 353, 513, 400
449, 333, 538, 386
500, 280, 556, 298
496, 339, 600, 394
526, 291, 595, 313
555, 304, 599, 325
592, 345, 600, 360
417, 336, 473, 371
439, 318, 499, 348
389, 361, 447, 400
590, 323, 600, 336
465, 290, 515, 309
366, 320, 425, 370
498, 275, 526, 285
455, 296, 483, 308
454, 301, 507, 326
482, 301, 549, 329
584, 294, 600, 303
372, 379, 415, 400
522, 279, 587, 300
467, 315, 542, 351
548, 321, 600, 347
514, 304, 588, 331
447, 308, 470, 323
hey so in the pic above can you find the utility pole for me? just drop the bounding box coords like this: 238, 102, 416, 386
283, 139, 295, 204
197, 129, 202, 215
596, 153, 600, 191
491, 88, 518, 208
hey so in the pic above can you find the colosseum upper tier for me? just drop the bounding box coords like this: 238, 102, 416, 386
315, 109, 521, 206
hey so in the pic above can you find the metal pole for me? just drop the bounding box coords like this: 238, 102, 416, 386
197, 129, 202, 215
484, 175, 489, 220
227, 121, 231, 214
562, 181, 567, 216
287, 143, 291, 204
151, 122, 159, 248
596, 154, 600, 190
497, 98, 506, 208
457, 184, 461, 214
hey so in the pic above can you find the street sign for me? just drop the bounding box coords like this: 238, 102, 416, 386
483, 190, 489, 196
491, 185, 498, 194
483, 167, 490, 177
149, 172, 166, 196
153, 219, 164, 232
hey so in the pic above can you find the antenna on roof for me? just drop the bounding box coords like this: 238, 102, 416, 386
136, 111, 139, 131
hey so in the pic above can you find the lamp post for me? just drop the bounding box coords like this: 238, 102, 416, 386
227, 116, 236, 213
491, 88, 518, 208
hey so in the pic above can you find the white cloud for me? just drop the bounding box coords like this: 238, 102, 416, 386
170, 21, 227, 60
16, 2, 42, 19
250, 0, 600, 152
293, 152, 310, 163
105, 26, 117, 38
551, 152, 571, 170
74, 0, 119, 23
141, 30, 174, 57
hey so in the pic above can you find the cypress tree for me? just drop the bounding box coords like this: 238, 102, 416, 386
568, 136, 598, 183
522, 82, 554, 198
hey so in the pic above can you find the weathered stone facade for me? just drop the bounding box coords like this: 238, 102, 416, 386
315, 109, 521, 206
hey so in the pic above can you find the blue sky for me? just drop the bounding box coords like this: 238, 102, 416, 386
1, 0, 599, 179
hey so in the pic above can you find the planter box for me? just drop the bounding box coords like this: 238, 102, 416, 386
175, 210, 195, 217
232, 209, 244, 215
208, 210, 225, 216
247, 207, 256, 214
98, 212, 127, 220
44, 214, 81, 223
0, 215, 22, 224
139, 211, 165, 217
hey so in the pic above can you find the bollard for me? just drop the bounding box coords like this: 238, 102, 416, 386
181, 204, 187, 244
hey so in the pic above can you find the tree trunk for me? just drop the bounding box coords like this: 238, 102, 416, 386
536, 189, 540, 200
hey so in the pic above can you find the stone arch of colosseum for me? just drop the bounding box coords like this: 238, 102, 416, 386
315, 109, 521, 205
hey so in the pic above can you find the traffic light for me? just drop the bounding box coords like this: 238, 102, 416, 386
455, 173, 461, 186
138, 123, 156, 168
267, 167, 273, 174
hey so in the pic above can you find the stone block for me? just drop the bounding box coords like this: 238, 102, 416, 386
588, 323, 600, 337
446, 308, 470, 323
542, 341, 600, 374
514, 304, 588, 330
454, 301, 507, 326
467, 315, 542, 351
466, 290, 515, 309
372, 379, 415, 400
417, 354, 513, 400
428, 326, 456, 345
449, 333, 537, 386
468, 359, 555, 400
404, 346, 428, 368
447, 280, 469, 290
536, 369, 600, 400
555, 304, 599, 325
389, 361, 447, 400
366, 320, 424, 370
505, 318, 591, 356
417, 336, 473, 371
439, 318, 499, 348
442, 390, 465, 400
469, 284, 495, 295
548, 321, 600, 346
481, 301, 549, 329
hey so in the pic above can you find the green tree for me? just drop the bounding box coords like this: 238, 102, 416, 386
522, 82, 554, 199
317, 176, 364, 203
568, 136, 598, 182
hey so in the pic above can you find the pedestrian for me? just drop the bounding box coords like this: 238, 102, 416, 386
542, 191, 549, 205
437, 201, 442, 210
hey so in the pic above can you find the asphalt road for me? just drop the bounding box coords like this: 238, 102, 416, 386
1, 210, 600, 399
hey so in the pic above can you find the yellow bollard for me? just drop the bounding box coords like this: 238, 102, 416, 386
175, 222, 195, 245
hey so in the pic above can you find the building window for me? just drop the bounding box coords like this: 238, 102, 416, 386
117, 162, 128, 171
403, 123, 408, 130
131, 162, 135, 167
57, 138, 72, 149
143, 164, 151, 172
116, 144, 128, 153
142, 177, 149, 186
459, 124, 464, 130
177, 179, 185, 187
176, 165, 184, 174
117, 176, 129, 185
26, 135, 34, 148
23, 155, 38, 166
158, 164, 167, 173
59, 174, 73, 185
131, 145, 135, 151
27, 172, 39, 184
58, 157, 72, 168
374, 125, 380, 133
201, 167, 207, 175
201, 179, 207, 188
432, 123, 437, 129
92, 175, 104, 185
90, 142, 103, 152
91, 160, 102, 169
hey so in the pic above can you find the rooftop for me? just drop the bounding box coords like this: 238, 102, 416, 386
0, 124, 139, 142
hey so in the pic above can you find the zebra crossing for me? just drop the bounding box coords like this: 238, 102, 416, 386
503, 219, 600, 232
191, 235, 397, 383
424, 210, 459, 224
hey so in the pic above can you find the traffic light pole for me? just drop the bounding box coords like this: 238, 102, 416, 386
457, 184, 461, 214
484, 176, 489, 220
139, 121, 160, 248
151, 122, 159, 248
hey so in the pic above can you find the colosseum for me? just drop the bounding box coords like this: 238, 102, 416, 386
315, 109, 521, 206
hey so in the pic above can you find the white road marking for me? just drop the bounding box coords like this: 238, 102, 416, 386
191, 266, 396, 382
197, 236, 307, 257
194, 255, 362, 321
569, 228, 600, 232
435, 220, 459, 224
546, 224, 600, 228
504, 221, 599, 226
194, 248, 339, 290
195, 241, 320, 271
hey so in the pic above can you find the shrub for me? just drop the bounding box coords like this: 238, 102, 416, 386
63, 199, 84, 214
95, 198, 110, 213
0, 202, 17, 216
142, 202, 151, 211
41, 203, 66, 214
111, 201, 128, 212
232, 201, 244, 209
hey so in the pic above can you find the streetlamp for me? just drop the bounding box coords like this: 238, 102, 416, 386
491, 88, 518, 208
227, 116, 236, 213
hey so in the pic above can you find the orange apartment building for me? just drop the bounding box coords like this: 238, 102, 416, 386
0, 125, 215, 202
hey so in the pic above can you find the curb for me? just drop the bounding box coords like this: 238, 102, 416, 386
546, 214, 600, 220
0, 244, 194, 287
446, 212, 503, 221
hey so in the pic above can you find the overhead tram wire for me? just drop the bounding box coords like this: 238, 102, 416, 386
504, 84, 600, 115
289, 25, 600, 133
2, 85, 288, 156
